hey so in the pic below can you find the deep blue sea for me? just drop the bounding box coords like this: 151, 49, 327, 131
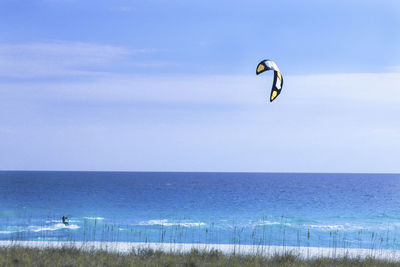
1, 171, 400, 249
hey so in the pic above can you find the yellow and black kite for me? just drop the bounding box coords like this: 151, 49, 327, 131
256, 60, 283, 102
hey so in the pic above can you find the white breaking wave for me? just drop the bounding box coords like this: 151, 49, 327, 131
306, 223, 365, 231
0, 226, 26, 234
138, 219, 206, 227
0, 230, 17, 234
28, 223, 80, 232
46, 220, 60, 223
46, 219, 80, 223
254, 220, 292, 227
1, 222, 80, 234
308, 224, 344, 231
84, 217, 104, 220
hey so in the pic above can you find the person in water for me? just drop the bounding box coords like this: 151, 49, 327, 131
62, 216, 69, 226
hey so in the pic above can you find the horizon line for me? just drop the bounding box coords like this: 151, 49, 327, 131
1, 169, 399, 175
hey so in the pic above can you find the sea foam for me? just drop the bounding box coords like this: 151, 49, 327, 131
138, 219, 206, 227
305, 223, 365, 231
254, 220, 292, 227
28, 223, 80, 232
0, 231, 17, 234
84, 217, 105, 221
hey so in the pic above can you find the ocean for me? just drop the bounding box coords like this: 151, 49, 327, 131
1, 171, 400, 249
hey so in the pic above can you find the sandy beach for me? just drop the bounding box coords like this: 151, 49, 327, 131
2, 241, 400, 261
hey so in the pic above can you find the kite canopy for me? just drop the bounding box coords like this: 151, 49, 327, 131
256, 59, 283, 102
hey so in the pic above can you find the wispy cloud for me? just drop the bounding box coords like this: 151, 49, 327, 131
287, 72, 400, 104
3, 72, 397, 105
0, 42, 163, 78
389, 66, 400, 73
1, 72, 399, 172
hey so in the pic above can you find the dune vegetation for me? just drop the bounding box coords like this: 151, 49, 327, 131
2, 246, 400, 267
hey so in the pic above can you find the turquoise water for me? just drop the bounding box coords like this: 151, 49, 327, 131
1, 171, 400, 249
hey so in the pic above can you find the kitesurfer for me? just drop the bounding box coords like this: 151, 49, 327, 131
62, 216, 69, 226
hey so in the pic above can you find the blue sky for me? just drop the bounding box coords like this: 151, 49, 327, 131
0, 0, 399, 172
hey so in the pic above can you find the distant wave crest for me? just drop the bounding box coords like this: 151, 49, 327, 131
137, 219, 206, 227
308, 224, 344, 231
254, 220, 291, 227
306, 223, 365, 231
84, 217, 105, 221
0, 230, 17, 234
46, 219, 80, 223
29, 223, 80, 232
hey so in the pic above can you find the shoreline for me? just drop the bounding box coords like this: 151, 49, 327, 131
1, 241, 400, 260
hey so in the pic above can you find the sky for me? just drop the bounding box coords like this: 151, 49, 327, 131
0, 0, 399, 173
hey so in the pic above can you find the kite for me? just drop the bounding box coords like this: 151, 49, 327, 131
256, 60, 283, 102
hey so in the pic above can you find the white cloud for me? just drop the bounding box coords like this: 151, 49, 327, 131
389, 66, 400, 73
0, 42, 159, 78
287, 72, 400, 104
2, 72, 398, 105
1, 71, 399, 172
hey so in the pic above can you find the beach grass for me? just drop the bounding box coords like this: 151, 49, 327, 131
2, 246, 400, 267
4, 215, 399, 251
3, 215, 400, 264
